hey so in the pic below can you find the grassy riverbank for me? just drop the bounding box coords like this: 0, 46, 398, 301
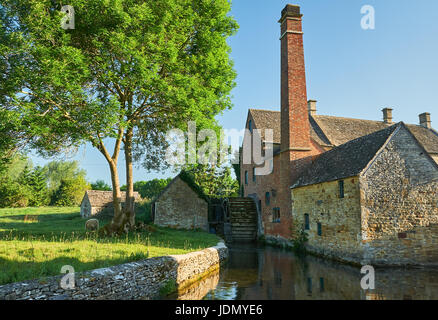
0, 207, 219, 285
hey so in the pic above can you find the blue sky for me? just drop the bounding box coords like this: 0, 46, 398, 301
31, 0, 438, 185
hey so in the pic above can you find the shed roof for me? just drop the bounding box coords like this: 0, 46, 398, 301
83, 190, 141, 207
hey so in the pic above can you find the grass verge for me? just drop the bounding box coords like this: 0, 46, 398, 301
0, 206, 219, 285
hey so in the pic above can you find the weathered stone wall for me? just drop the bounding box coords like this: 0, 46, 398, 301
0, 242, 227, 300
291, 177, 364, 264
154, 176, 208, 231
360, 126, 438, 266
0, 243, 228, 300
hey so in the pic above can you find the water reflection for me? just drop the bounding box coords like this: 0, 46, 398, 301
174, 243, 438, 300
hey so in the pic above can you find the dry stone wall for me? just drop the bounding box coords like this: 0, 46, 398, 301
0, 242, 227, 300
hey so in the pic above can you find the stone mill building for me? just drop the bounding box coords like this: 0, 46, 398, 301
240, 4, 438, 266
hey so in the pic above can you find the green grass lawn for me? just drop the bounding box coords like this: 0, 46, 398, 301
0, 207, 220, 285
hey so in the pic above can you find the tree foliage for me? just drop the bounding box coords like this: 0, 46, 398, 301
1, 0, 238, 232
42, 160, 87, 193
51, 176, 90, 207
183, 164, 238, 199
121, 178, 171, 200
91, 179, 112, 191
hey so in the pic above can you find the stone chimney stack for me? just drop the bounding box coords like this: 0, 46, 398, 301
382, 108, 393, 124
419, 112, 431, 129
279, 4, 310, 155
308, 100, 317, 116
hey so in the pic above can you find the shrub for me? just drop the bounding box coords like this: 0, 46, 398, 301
0, 177, 32, 208
51, 177, 90, 206
292, 228, 308, 256
135, 199, 153, 224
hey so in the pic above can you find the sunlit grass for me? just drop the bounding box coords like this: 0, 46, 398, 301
0, 207, 219, 285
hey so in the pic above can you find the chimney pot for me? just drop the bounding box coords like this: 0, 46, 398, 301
308, 100, 317, 116
419, 112, 431, 129
382, 108, 393, 124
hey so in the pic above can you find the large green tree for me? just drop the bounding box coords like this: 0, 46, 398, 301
1, 0, 237, 233
42, 160, 87, 193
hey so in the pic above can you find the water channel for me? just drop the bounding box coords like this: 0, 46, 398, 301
172, 243, 438, 300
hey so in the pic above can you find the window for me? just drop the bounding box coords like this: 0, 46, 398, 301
245, 171, 248, 185
252, 167, 256, 183
248, 120, 253, 133
304, 214, 310, 230
339, 180, 345, 198
265, 192, 271, 205
320, 278, 325, 293
272, 208, 281, 223
307, 277, 312, 294
317, 222, 322, 236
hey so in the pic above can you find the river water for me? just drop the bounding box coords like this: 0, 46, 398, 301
173, 244, 438, 300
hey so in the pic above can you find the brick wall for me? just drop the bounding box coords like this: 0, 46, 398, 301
154, 176, 208, 231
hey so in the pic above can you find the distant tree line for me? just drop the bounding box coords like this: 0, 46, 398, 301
0, 155, 90, 208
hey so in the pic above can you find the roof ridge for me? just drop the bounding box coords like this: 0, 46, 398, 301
249, 108, 279, 113
291, 123, 401, 189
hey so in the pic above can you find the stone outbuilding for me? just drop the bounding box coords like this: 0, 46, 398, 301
80, 190, 141, 218
152, 173, 209, 231
290, 123, 438, 266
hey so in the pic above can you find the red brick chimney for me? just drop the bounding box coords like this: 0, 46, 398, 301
279, 4, 311, 158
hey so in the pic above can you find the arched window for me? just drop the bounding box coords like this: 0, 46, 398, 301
245, 171, 248, 185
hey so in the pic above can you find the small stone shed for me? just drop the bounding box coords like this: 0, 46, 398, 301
152, 173, 209, 231
80, 190, 141, 218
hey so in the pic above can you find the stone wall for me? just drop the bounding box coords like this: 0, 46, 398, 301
360, 126, 438, 265
0, 242, 227, 300
291, 177, 364, 264
154, 176, 208, 231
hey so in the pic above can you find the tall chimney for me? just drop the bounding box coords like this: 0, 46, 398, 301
419, 112, 431, 129
308, 100, 317, 116
382, 108, 393, 124
279, 4, 310, 155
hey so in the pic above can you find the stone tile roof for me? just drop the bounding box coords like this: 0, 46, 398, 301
247, 109, 438, 154
248, 109, 281, 144
83, 190, 141, 207
291, 123, 402, 189
312, 115, 438, 154
248, 109, 329, 147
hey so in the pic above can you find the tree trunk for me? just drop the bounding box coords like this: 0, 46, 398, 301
96, 131, 128, 235
108, 159, 124, 230
124, 126, 136, 227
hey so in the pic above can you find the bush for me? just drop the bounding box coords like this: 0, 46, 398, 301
135, 199, 153, 224
292, 229, 308, 256
0, 177, 32, 208
51, 177, 90, 206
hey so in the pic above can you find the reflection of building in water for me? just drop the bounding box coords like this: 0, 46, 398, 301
193, 246, 438, 300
